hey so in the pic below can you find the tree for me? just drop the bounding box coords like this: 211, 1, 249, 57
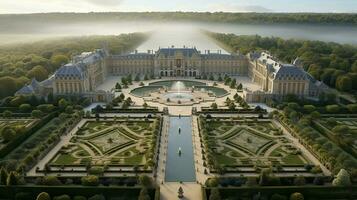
51, 54, 69, 70
26, 65, 49, 81
293, 176, 306, 186
230, 78, 237, 88
115, 83, 122, 90
88, 194, 105, 200
228, 102, 236, 110
206, 177, 219, 187
135, 74, 141, 82
143, 102, 148, 109
2, 110, 13, 118
58, 98, 68, 110
325, 105, 340, 113
53, 195, 71, 200
81, 175, 99, 186
332, 169, 351, 186
138, 188, 151, 200
237, 83, 243, 90
139, 175, 152, 187
36, 192, 51, 200
0, 167, 7, 185
6, 171, 18, 186
211, 103, 218, 110
1, 126, 17, 142
271, 194, 287, 200
209, 188, 221, 200
31, 110, 44, 118
15, 192, 32, 200
289, 192, 304, 200
303, 105, 315, 113
144, 74, 149, 80
336, 75, 352, 91
41, 176, 62, 186
346, 104, 357, 113
19, 104, 32, 113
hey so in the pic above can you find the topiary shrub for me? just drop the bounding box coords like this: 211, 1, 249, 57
290, 192, 304, 200
81, 175, 99, 186
73, 196, 87, 200
332, 169, 351, 186
53, 194, 71, 200
15, 192, 31, 200
36, 192, 51, 200
88, 194, 105, 200
41, 176, 62, 185
271, 193, 287, 200
138, 175, 152, 187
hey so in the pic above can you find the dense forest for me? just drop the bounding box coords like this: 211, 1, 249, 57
0, 33, 148, 99
1, 12, 357, 27
207, 32, 357, 93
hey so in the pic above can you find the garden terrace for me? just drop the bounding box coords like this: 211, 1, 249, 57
2, 112, 80, 172
313, 117, 357, 157
0, 118, 38, 151
43, 116, 162, 175
198, 116, 314, 174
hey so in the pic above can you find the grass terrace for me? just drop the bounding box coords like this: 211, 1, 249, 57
199, 116, 313, 173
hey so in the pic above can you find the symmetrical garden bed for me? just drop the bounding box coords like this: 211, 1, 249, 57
45, 116, 161, 174
199, 116, 313, 173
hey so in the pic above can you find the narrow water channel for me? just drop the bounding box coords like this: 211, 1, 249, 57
165, 116, 196, 182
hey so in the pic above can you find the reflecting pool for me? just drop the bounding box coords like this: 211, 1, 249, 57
165, 116, 196, 182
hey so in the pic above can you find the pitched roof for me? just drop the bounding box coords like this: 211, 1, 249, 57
275, 64, 308, 80
157, 48, 199, 57
55, 63, 85, 79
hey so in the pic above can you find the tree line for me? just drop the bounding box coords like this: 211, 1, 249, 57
207, 32, 357, 93
1, 12, 357, 25
0, 33, 148, 99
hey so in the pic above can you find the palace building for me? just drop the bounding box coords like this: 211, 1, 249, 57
16, 47, 327, 103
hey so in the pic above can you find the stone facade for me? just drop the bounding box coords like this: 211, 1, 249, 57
16, 48, 327, 103
107, 47, 247, 77
244, 52, 327, 102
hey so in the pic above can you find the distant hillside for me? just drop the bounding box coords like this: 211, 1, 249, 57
0, 12, 356, 26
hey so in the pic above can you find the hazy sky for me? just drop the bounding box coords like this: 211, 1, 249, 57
0, 0, 356, 14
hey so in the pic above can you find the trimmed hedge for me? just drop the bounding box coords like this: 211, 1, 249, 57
0, 112, 57, 157
203, 185, 357, 200
0, 185, 157, 200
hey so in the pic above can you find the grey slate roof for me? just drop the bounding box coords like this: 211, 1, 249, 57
157, 48, 199, 57
15, 78, 40, 95
275, 64, 308, 80
55, 63, 85, 79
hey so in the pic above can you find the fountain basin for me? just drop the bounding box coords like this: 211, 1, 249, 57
163, 92, 194, 102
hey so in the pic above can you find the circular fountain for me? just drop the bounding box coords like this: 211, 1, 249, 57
163, 81, 193, 102
130, 80, 229, 106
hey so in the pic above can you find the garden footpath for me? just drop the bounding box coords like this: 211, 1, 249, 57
27, 120, 87, 176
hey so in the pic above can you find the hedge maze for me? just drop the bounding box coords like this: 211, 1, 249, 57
199, 116, 313, 173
